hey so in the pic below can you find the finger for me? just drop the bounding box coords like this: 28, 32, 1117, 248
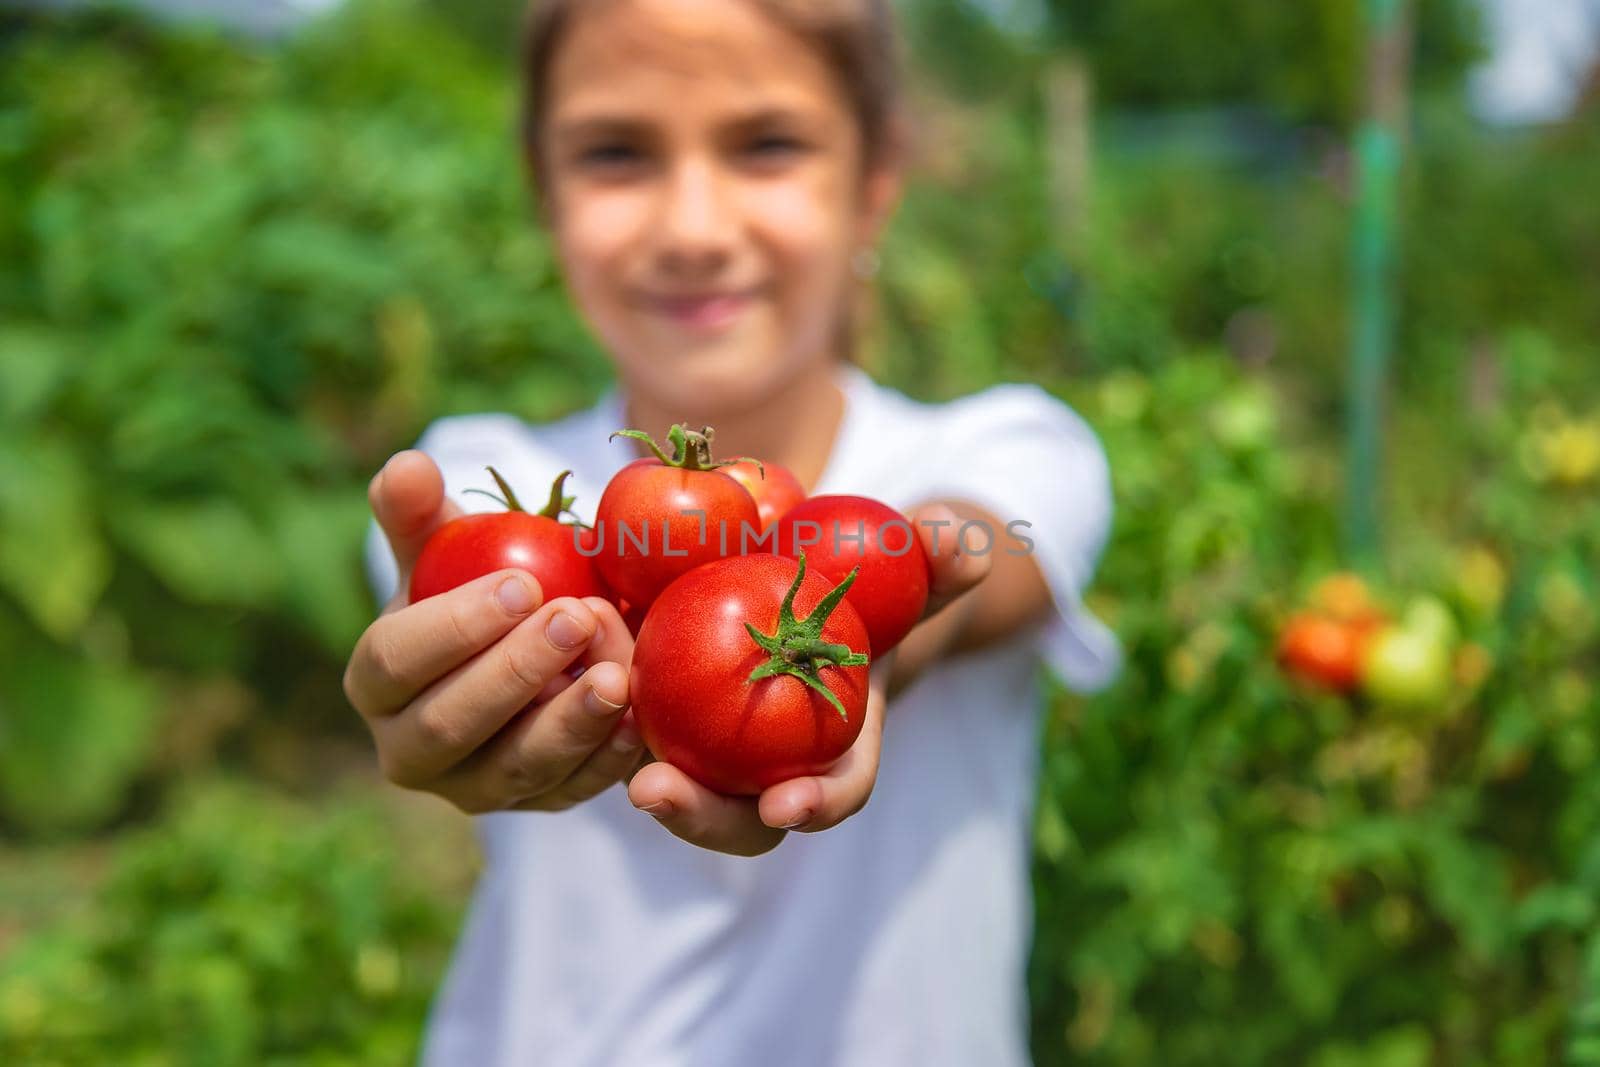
913, 502, 993, 619
370, 450, 464, 607
576, 596, 636, 668
756, 654, 890, 832
344, 568, 545, 718
436, 657, 631, 809
532, 668, 581, 705
438, 655, 636, 812
373, 598, 598, 787
510, 707, 646, 810
527, 594, 632, 700
627, 762, 787, 857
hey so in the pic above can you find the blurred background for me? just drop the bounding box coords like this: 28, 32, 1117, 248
1, 0, 1597, 1063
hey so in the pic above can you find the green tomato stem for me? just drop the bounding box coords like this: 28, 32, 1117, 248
743, 552, 869, 721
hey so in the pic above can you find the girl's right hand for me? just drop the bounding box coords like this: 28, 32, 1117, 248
342, 450, 647, 813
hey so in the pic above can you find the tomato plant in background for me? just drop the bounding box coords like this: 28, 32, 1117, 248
629, 553, 870, 796
595, 425, 761, 611
1277, 571, 1390, 693
409, 467, 608, 605
773, 494, 930, 655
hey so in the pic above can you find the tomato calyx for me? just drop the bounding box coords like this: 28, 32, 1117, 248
463, 466, 585, 524
610, 423, 764, 477
742, 553, 869, 721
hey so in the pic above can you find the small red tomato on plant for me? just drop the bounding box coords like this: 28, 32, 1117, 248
773, 494, 930, 655
595, 424, 762, 611
1308, 572, 1386, 627
1276, 612, 1367, 693
409, 467, 609, 605
630, 553, 871, 796
723, 458, 807, 532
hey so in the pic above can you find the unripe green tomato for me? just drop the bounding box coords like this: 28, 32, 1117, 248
1401, 595, 1459, 651
1362, 625, 1453, 709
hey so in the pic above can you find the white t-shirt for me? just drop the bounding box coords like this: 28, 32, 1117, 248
364, 362, 1120, 1067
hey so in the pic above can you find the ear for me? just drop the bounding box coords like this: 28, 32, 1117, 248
855, 146, 905, 251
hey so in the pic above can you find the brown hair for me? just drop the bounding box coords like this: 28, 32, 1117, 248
517, 0, 903, 188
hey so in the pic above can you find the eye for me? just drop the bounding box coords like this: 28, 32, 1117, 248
580, 143, 639, 164
741, 134, 810, 166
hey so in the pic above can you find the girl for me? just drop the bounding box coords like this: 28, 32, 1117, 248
346, 0, 1120, 1062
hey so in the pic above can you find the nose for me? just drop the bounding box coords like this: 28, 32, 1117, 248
654, 155, 735, 278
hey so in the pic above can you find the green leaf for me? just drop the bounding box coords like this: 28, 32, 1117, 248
112, 497, 283, 608
1513, 883, 1595, 936
0, 436, 111, 640
273, 489, 375, 654
0, 644, 161, 834
0, 324, 74, 422
1310, 1025, 1432, 1067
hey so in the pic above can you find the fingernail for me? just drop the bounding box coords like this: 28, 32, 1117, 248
497, 576, 536, 615
610, 719, 642, 753
585, 684, 626, 717
638, 799, 673, 817
548, 610, 592, 649
781, 809, 813, 830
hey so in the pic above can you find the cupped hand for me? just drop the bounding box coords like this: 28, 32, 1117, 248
343, 450, 645, 814
625, 500, 995, 857
626, 651, 894, 857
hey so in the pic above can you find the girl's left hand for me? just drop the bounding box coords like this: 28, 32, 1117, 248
625, 503, 989, 857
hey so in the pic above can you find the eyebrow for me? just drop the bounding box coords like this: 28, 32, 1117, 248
549, 105, 821, 143
548, 116, 654, 144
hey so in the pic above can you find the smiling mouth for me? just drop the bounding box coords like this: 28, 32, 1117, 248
642, 291, 756, 331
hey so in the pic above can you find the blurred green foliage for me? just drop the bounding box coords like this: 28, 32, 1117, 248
0, 779, 464, 1064
903, 0, 1481, 124
1031, 355, 1600, 1066
0, 1, 606, 834
0, 0, 1597, 1064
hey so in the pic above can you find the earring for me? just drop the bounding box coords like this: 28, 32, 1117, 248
852, 247, 881, 280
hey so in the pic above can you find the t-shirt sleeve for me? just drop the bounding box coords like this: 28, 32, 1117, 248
912, 383, 1122, 692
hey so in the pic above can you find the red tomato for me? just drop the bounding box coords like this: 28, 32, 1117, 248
595, 425, 760, 609
1276, 612, 1368, 693
630, 553, 870, 796
723, 458, 807, 532
773, 494, 930, 655
410, 468, 607, 605
618, 598, 647, 640
1308, 571, 1388, 629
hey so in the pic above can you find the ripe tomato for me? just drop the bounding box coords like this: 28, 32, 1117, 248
773, 494, 929, 655
1275, 612, 1367, 693
410, 468, 608, 605
618, 598, 647, 640
723, 458, 807, 532
1308, 572, 1385, 626
595, 425, 760, 610
630, 553, 870, 796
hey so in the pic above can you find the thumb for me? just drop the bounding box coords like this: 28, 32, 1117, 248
369, 450, 463, 600
911, 501, 991, 620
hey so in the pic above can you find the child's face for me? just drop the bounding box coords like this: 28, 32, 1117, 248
541, 0, 897, 417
